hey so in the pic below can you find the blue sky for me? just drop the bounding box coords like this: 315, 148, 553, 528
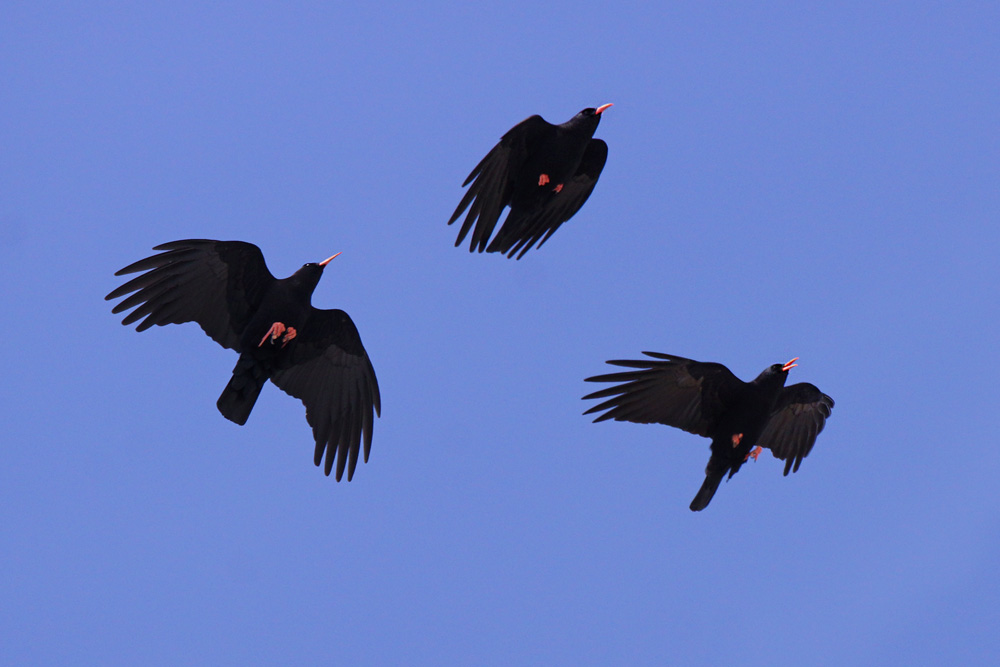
3, 2, 998, 664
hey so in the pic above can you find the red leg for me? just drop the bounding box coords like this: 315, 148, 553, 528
281, 327, 297, 347
744, 446, 763, 462
538, 173, 550, 186
553, 183, 563, 193
259, 322, 286, 347
731, 433, 743, 447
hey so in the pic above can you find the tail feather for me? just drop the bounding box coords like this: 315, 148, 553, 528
217, 355, 268, 426
689, 472, 723, 511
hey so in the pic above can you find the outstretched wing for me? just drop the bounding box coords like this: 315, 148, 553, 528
105, 240, 274, 352
448, 115, 554, 253
269, 309, 381, 482
488, 138, 608, 259
583, 351, 744, 438
758, 383, 834, 475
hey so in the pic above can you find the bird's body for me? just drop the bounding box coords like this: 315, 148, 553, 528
583, 352, 834, 511
449, 104, 611, 259
106, 240, 380, 481
217, 264, 326, 427
685, 364, 797, 511
241, 276, 315, 351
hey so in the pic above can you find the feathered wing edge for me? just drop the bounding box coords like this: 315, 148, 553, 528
489, 139, 609, 259
269, 309, 381, 481
582, 352, 741, 438
448, 115, 552, 253
105, 239, 274, 351
759, 383, 835, 475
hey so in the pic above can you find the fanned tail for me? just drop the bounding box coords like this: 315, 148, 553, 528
217, 354, 268, 426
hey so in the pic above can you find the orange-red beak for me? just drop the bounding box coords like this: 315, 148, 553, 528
596, 103, 613, 114
781, 357, 799, 372
318, 252, 341, 267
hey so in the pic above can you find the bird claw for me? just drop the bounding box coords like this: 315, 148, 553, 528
538, 173, 550, 186
553, 183, 563, 193
281, 327, 297, 347
745, 446, 763, 462
731, 433, 743, 447
259, 322, 287, 347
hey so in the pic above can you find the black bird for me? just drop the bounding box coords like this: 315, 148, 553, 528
583, 352, 833, 511
105, 240, 381, 481
448, 104, 612, 259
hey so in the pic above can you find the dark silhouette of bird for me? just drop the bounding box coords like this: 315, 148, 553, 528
583, 352, 833, 511
105, 240, 381, 481
448, 104, 612, 259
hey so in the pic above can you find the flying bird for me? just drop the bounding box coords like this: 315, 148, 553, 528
583, 352, 833, 511
448, 104, 612, 259
105, 240, 381, 481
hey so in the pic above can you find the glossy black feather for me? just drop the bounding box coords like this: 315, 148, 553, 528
106, 240, 273, 350
583, 352, 834, 511
449, 106, 610, 259
106, 240, 381, 480
270, 309, 381, 481
490, 140, 609, 259
758, 383, 834, 476
583, 352, 742, 437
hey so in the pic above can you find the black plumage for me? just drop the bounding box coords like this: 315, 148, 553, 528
105, 240, 381, 481
583, 352, 833, 511
448, 104, 612, 259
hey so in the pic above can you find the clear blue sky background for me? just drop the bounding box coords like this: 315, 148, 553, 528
3, 2, 998, 664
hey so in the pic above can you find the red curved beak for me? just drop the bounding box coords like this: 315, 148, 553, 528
782, 357, 799, 372
596, 103, 613, 114
318, 252, 341, 267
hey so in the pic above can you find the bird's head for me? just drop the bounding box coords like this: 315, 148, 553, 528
754, 357, 799, 387
571, 103, 613, 131
291, 252, 341, 291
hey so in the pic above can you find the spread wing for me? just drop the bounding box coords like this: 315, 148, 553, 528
758, 383, 834, 475
583, 351, 745, 438
105, 239, 274, 352
488, 138, 608, 259
448, 115, 554, 253
269, 309, 381, 481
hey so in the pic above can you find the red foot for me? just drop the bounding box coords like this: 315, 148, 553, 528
553, 183, 563, 193
259, 322, 286, 347
281, 327, 297, 347
731, 433, 743, 447
745, 446, 763, 462
538, 173, 550, 186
